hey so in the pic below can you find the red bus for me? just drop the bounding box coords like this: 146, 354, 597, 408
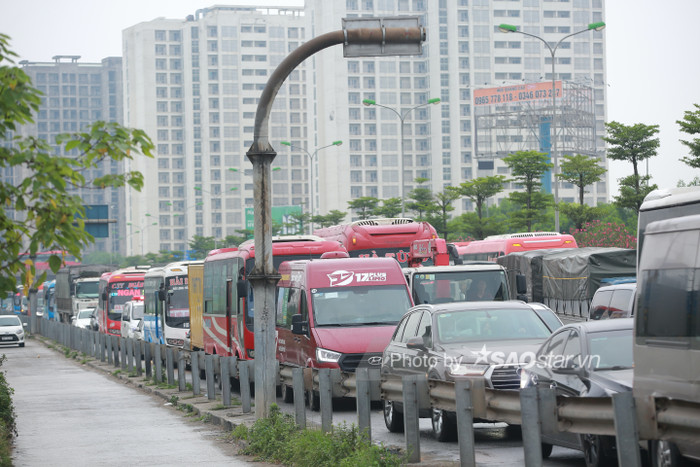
202, 236, 347, 359
457, 232, 577, 262
97, 266, 148, 336
313, 218, 438, 267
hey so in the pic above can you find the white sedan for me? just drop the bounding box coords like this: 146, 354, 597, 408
0, 315, 26, 347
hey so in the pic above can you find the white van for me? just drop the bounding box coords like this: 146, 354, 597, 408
120, 297, 144, 340
588, 282, 636, 320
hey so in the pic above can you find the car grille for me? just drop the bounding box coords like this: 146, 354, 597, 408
489, 365, 521, 390
0, 335, 18, 343
338, 352, 383, 372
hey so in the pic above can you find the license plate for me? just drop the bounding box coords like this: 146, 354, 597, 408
1, 336, 13, 341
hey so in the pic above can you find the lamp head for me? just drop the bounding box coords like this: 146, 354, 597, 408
362, 99, 376, 106
588, 21, 606, 31
428, 98, 441, 105
280, 141, 291, 146
498, 23, 517, 33
332, 140, 343, 146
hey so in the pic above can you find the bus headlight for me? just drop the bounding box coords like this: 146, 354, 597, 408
316, 348, 342, 363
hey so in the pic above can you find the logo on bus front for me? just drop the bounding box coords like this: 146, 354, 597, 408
327, 270, 387, 287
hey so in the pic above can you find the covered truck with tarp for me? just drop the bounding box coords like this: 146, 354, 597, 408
498, 247, 636, 320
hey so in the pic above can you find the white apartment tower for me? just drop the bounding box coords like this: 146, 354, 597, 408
123, 1, 607, 256
123, 6, 307, 256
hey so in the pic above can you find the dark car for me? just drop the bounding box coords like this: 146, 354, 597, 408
520, 318, 634, 467
381, 300, 554, 441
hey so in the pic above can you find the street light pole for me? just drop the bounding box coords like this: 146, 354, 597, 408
499, 22, 605, 233
362, 98, 440, 218
280, 140, 342, 233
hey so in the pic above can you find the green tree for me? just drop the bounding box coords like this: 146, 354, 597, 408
602, 121, 660, 212
556, 154, 607, 229
347, 197, 379, 220
188, 235, 217, 260
0, 35, 153, 296
312, 210, 347, 228
426, 189, 459, 239
373, 197, 402, 218
450, 176, 506, 240
284, 211, 310, 235
677, 103, 700, 168
406, 178, 434, 220
503, 150, 553, 232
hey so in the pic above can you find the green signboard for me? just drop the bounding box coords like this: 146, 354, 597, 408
245, 206, 302, 234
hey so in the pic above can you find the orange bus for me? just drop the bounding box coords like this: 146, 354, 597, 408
457, 232, 577, 262
202, 236, 346, 359
97, 266, 148, 336
313, 218, 439, 267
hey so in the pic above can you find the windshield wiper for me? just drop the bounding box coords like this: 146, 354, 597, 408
594, 365, 632, 371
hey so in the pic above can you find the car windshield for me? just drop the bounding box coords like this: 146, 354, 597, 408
436, 308, 551, 343
77, 310, 94, 319
312, 285, 412, 326
75, 281, 99, 298
587, 329, 633, 370
0, 316, 20, 326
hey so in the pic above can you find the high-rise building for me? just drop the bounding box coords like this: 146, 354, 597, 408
17, 55, 125, 259
123, 6, 307, 256
122, 1, 607, 256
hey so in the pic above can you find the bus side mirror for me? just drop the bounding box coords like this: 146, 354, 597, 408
516, 274, 527, 300
291, 314, 308, 335
101, 290, 108, 301
157, 289, 166, 301
237, 279, 249, 299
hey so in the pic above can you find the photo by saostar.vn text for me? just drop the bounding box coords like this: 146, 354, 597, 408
382, 346, 603, 374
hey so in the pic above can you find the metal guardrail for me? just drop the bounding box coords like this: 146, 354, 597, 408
30, 315, 700, 467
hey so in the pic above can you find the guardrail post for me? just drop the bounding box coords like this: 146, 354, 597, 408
356, 367, 372, 440
99, 333, 106, 362
403, 374, 423, 463
126, 338, 133, 373
319, 368, 333, 433
135, 340, 142, 376
455, 379, 476, 467
178, 350, 187, 392
520, 386, 543, 467
120, 337, 127, 370
613, 392, 642, 467
293, 367, 306, 429
205, 354, 215, 400
106, 334, 113, 365
166, 347, 175, 386
155, 344, 163, 383
221, 356, 232, 407
191, 351, 201, 396
240, 360, 252, 413
113, 336, 120, 368
145, 342, 152, 377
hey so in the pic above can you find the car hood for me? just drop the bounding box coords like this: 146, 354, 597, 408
437, 339, 545, 365
588, 368, 633, 393
313, 326, 396, 354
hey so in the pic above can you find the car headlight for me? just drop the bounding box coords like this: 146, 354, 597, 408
519, 369, 538, 389
316, 348, 342, 363
16, 329, 24, 336
447, 363, 489, 376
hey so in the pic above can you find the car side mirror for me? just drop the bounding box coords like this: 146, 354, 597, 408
406, 336, 427, 351
291, 314, 308, 335
552, 359, 587, 378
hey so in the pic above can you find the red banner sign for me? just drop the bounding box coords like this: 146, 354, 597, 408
473, 81, 562, 106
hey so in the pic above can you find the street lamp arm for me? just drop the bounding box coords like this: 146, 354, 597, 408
401, 99, 440, 121
363, 99, 402, 121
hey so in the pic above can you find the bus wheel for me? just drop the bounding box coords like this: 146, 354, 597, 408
307, 390, 320, 411
281, 384, 293, 403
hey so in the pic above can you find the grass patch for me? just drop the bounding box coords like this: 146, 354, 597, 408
232, 404, 403, 467
0, 355, 16, 467
169, 395, 179, 406
197, 413, 212, 423
112, 370, 122, 377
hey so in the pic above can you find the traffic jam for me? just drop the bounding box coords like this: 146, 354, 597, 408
24, 187, 700, 466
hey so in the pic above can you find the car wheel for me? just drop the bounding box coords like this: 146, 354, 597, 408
651, 440, 682, 467
580, 434, 613, 467
431, 409, 457, 442
383, 400, 404, 433
541, 442, 553, 459
281, 384, 294, 403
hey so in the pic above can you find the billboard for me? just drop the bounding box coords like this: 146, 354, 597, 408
245, 206, 303, 233
474, 81, 562, 107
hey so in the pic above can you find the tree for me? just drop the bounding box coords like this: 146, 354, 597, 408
0, 35, 153, 297
556, 154, 607, 229
602, 121, 660, 212
373, 197, 402, 218
449, 176, 506, 239
405, 178, 434, 220
426, 189, 459, 239
503, 151, 553, 232
677, 103, 700, 168
284, 211, 310, 235
188, 235, 216, 259
312, 210, 347, 228
347, 197, 379, 220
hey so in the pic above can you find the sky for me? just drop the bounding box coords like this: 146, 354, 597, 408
2, 0, 700, 199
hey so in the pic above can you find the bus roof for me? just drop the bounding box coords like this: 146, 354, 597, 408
640, 186, 700, 212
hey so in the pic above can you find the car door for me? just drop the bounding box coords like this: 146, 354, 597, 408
384, 310, 423, 376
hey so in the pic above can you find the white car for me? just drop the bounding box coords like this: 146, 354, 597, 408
72, 308, 95, 329
0, 315, 26, 347
120, 298, 144, 340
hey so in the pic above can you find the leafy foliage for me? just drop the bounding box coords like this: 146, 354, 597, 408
0, 34, 153, 297
677, 103, 700, 169
0, 355, 16, 466
312, 210, 347, 229
570, 220, 637, 249
347, 197, 379, 220
503, 151, 553, 231
557, 154, 607, 206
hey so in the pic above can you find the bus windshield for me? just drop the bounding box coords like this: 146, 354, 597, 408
75, 281, 99, 299
311, 285, 411, 326
166, 283, 190, 326
412, 270, 508, 304
108, 281, 144, 321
